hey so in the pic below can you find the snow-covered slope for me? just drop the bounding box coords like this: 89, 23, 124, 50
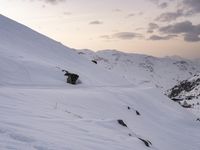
1, 86, 199, 150
0, 15, 200, 150
78, 49, 200, 90
0, 15, 128, 86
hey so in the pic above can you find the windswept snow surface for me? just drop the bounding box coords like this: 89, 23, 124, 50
0, 86, 200, 150
0, 15, 200, 150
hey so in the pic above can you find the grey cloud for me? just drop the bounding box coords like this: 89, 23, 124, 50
149, 35, 177, 40
113, 9, 122, 12
183, 0, 200, 14
184, 33, 200, 42
89, 20, 103, 25
100, 32, 143, 40
147, 0, 169, 9
63, 12, 72, 15
148, 0, 159, 4
160, 21, 194, 33
126, 13, 135, 18
29, 0, 66, 4
138, 12, 144, 16
113, 32, 143, 40
44, 0, 66, 4
147, 23, 159, 33
155, 9, 184, 22
159, 21, 200, 42
100, 35, 111, 40
158, 2, 168, 9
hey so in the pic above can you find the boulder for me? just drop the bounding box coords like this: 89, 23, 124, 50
92, 60, 97, 64
138, 138, 152, 147
62, 70, 79, 85
67, 74, 79, 85
117, 119, 128, 127
136, 110, 140, 116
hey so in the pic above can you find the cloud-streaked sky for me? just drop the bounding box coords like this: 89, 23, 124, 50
0, 0, 200, 58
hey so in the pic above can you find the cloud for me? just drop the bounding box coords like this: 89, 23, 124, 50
159, 21, 194, 33
113, 9, 122, 12
147, 0, 168, 9
158, 2, 168, 9
148, 0, 159, 4
112, 32, 143, 40
184, 33, 200, 42
149, 35, 177, 40
100, 32, 143, 40
154, 0, 200, 22
28, 0, 66, 4
147, 23, 159, 33
63, 12, 72, 15
159, 21, 200, 42
100, 35, 111, 40
183, 0, 200, 14
43, 0, 66, 4
155, 0, 200, 22
89, 20, 103, 25
126, 13, 135, 18
155, 9, 184, 22
138, 12, 144, 16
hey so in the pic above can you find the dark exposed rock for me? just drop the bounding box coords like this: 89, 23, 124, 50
128, 133, 132, 136
117, 119, 128, 127
197, 118, 200, 121
138, 138, 152, 147
136, 110, 140, 116
91, 60, 97, 64
78, 52, 84, 55
62, 70, 79, 85
127, 106, 131, 110
186, 96, 195, 100
67, 74, 79, 85
166, 74, 200, 106
171, 98, 183, 102
173, 61, 189, 71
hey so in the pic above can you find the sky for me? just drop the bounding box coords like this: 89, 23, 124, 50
0, 0, 200, 58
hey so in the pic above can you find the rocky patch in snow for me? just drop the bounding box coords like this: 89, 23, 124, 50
166, 73, 200, 115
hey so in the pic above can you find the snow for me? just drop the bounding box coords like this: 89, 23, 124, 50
166, 73, 200, 116
79, 49, 200, 90
0, 14, 200, 150
0, 15, 128, 87
0, 86, 199, 150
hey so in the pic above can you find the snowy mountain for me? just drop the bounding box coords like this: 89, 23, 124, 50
78, 49, 200, 90
166, 73, 200, 115
0, 15, 128, 86
0, 15, 200, 150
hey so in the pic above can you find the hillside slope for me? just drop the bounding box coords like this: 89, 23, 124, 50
0, 15, 128, 86
0, 15, 200, 150
78, 49, 200, 90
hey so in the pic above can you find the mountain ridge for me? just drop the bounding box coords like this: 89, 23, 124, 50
78, 49, 200, 90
